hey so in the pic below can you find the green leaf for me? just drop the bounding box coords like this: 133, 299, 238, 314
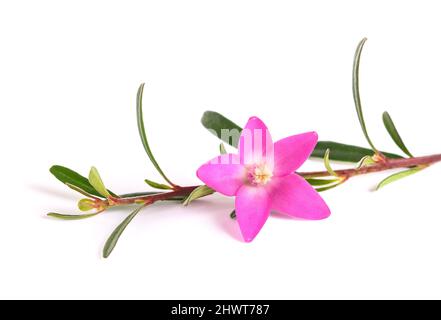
103, 205, 144, 258
230, 210, 236, 219
382, 111, 413, 157
306, 178, 340, 186
376, 168, 422, 190
118, 191, 185, 201
312, 141, 402, 162
352, 37, 378, 153
65, 183, 97, 198
183, 185, 215, 206
307, 176, 344, 192
88, 167, 111, 198
201, 111, 242, 147
50, 165, 110, 198
144, 179, 173, 190
201, 112, 402, 162
78, 198, 95, 211
324, 149, 338, 177
315, 183, 343, 192
119, 191, 160, 197
355, 155, 375, 169
136, 83, 175, 187
47, 212, 99, 220
219, 143, 227, 155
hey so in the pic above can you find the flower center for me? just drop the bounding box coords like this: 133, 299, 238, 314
248, 163, 273, 186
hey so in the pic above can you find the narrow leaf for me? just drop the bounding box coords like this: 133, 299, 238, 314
103, 205, 144, 258
355, 155, 375, 169
144, 179, 173, 190
47, 212, 99, 220
88, 167, 110, 198
352, 37, 379, 153
376, 168, 422, 190
306, 178, 340, 186
219, 143, 227, 155
156, 196, 187, 201
312, 141, 402, 162
136, 83, 175, 187
50, 165, 108, 198
65, 183, 97, 198
315, 183, 342, 192
201, 111, 242, 147
119, 191, 161, 197
382, 111, 413, 157
183, 185, 215, 206
118, 191, 185, 201
324, 149, 338, 176
201, 112, 402, 162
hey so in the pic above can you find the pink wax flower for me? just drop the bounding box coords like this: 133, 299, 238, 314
197, 116, 331, 242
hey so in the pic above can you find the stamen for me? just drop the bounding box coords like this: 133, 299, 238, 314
249, 163, 273, 186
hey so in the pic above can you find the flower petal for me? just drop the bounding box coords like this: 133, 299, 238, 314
235, 185, 271, 242
196, 154, 245, 196
273, 132, 318, 176
269, 174, 330, 220
238, 117, 274, 168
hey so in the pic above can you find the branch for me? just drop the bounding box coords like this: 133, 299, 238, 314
299, 153, 441, 178
104, 153, 441, 207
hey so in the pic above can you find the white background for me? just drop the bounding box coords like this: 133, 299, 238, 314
1, 0, 441, 299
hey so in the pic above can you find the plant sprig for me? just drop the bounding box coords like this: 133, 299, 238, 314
47, 38, 441, 258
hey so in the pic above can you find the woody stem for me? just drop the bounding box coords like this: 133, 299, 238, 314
105, 153, 441, 206
299, 153, 441, 179
109, 186, 199, 206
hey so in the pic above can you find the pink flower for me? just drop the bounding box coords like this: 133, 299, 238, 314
197, 116, 331, 242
